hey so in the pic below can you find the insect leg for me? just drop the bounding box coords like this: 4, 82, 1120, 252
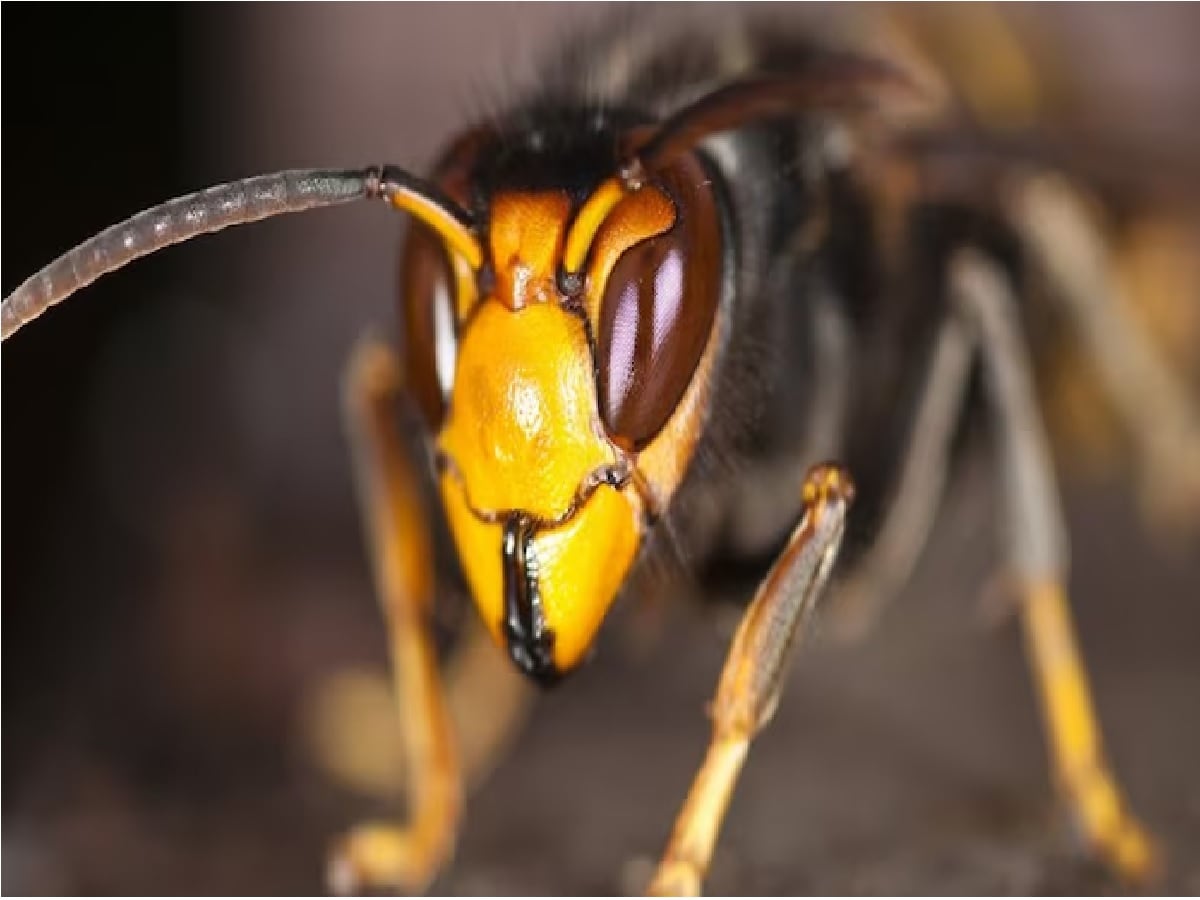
647, 464, 855, 897
950, 249, 1160, 884
1011, 174, 1200, 530
830, 308, 976, 638
325, 337, 462, 895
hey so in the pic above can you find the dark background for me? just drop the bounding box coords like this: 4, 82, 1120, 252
4, 5, 1199, 894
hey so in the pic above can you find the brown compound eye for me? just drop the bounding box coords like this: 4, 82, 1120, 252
401, 222, 458, 430
596, 158, 722, 451
399, 125, 496, 430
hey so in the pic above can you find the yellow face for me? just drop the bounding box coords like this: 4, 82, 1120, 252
438, 294, 643, 675
413, 179, 721, 681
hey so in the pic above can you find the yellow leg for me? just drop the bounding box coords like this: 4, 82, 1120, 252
326, 338, 460, 895
649, 736, 749, 897
1021, 582, 1158, 881
648, 464, 855, 896
952, 250, 1161, 884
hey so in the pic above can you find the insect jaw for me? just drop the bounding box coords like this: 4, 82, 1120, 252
489, 455, 650, 684
437, 453, 646, 679
500, 512, 559, 684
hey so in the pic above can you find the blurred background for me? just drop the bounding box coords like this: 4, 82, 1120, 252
3, 5, 1199, 894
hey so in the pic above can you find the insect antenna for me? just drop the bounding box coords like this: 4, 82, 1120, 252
2, 165, 480, 341
636, 55, 923, 172
564, 55, 929, 277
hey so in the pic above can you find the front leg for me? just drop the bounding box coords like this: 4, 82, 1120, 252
327, 338, 461, 895
648, 464, 855, 896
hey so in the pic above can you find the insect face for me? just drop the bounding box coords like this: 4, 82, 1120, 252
402, 127, 726, 680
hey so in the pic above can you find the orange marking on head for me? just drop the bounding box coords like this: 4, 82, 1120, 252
390, 189, 483, 270
488, 192, 572, 309
562, 177, 629, 274
582, 183, 677, 325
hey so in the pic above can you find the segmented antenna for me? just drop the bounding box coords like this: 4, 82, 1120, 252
637, 56, 921, 170
2, 168, 382, 340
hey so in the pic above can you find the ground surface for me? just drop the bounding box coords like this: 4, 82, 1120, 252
5, 466, 1200, 894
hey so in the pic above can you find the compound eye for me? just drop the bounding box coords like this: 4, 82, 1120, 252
401, 222, 458, 429
597, 166, 721, 451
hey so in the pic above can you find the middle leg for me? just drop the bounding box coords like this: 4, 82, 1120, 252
829, 305, 977, 638
1010, 174, 1200, 531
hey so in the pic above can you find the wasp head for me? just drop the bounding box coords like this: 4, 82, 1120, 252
400, 121, 726, 682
